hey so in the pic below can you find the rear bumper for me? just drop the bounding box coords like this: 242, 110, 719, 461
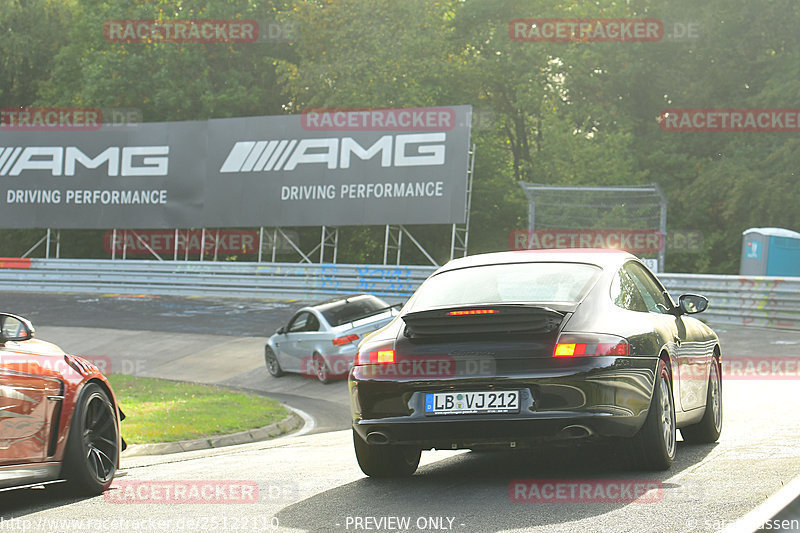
350, 356, 659, 448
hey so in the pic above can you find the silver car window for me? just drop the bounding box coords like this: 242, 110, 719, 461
288, 312, 320, 333
288, 312, 310, 333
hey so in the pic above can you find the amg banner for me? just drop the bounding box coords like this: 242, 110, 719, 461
0, 106, 471, 228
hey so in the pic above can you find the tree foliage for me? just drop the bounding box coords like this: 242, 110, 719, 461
2, 0, 799, 272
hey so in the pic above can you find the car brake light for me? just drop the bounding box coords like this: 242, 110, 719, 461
355, 348, 395, 365
447, 309, 498, 316
332, 334, 359, 346
553, 335, 629, 357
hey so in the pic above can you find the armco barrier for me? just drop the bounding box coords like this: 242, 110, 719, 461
0, 259, 437, 301
660, 273, 800, 330
0, 260, 798, 329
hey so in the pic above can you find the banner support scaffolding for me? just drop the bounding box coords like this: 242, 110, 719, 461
450, 144, 475, 261
21, 230, 60, 259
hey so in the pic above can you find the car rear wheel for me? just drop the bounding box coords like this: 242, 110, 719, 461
265, 346, 283, 377
61, 383, 119, 495
313, 353, 331, 384
628, 358, 676, 471
681, 358, 722, 444
352, 429, 420, 478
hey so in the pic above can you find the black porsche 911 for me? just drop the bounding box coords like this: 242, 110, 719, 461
349, 249, 722, 477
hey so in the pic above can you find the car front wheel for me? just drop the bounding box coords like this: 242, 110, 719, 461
61, 383, 119, 495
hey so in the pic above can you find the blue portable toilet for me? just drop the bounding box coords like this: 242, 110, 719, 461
740, 227, 800, 276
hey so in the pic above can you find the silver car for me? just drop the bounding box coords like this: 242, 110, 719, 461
264, 294, 400, 383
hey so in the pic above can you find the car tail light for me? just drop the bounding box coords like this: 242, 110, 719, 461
332, 334, 359, 346
447, 309, 498, 316
553, 334, 629, 357
355, 347, 395, 365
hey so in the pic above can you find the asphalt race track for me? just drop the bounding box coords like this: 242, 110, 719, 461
1, 291, 799, 533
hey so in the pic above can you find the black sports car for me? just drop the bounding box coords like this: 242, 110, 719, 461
349, 249, 722, 477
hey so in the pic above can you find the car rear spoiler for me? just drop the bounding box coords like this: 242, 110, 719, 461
339, 303, 402, 328
401, 304, 565, 339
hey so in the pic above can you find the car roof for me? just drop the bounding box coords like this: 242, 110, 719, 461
436, 248, 637, 274
310, 293, 383, 310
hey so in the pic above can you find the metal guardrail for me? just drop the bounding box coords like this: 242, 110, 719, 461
0, 259, 798, 329
0, 259, 437, 301
660, 273, 800, 330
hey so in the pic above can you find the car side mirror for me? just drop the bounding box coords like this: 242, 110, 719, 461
676, 294, 709, 315
277, 326, 286, 335
0, 313, 34, 343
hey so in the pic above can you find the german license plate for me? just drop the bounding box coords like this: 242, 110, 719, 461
424, 391, 519, 415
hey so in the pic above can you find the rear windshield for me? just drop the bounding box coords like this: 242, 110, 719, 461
406, 262, 601, 312
318, 295, 390, 326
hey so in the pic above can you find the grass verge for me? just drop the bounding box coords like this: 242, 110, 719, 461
107, 374, 289, 444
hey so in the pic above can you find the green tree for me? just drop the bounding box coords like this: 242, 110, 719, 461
0, 0, 72, 107
38, 0, 291, 120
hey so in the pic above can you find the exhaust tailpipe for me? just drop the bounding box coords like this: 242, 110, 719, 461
366, 431, 390, 445
559, 425, 593, 439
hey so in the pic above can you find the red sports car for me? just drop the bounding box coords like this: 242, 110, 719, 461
0, 312, 124, 495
